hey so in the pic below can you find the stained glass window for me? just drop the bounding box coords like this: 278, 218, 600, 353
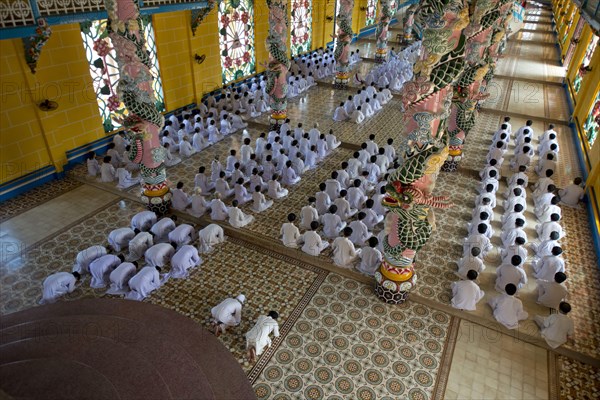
291, 0, 312, 56
366, 0, 377, 26
574, 34, 598, 94
583, 91, 599, 147
218, 0, 256, 84
80, 17, 165, 133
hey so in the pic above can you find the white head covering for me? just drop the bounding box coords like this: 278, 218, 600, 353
236, 294, 246, 304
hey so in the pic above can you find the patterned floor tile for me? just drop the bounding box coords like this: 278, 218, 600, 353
252, 273, 452, 399
557, 356, 600, 400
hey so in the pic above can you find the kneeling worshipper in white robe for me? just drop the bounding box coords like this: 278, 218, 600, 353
189, 187, 212, 218
251, 187, 274, 212
131, 210, 157, 232
210, 193, 230, 221
106, 262, 138, 295
168, 245, 202, 279
357, 237, 383, 276
268, 174, 289, 199
333, 102, 350, 121
451, 270, 485, 311
99, 156, 116, 182
172, 182, 192, 211
456, 247, 485, 278
533, 248, 566, 281
534, 301, 574, 349
228, 200, 255, 228
198, 224, 226, 254
126, 266, 163, 301
301, 221, 330, 256
281, 213, 302, 248
89, 254, 124, 288
350, 106, 365, 124
559, 177, 585, 207
87, 152, 100, 177
234, 178, 252, 205
211, 294, 246, 337
537, 272, 569, 310
108, 227, 135, 252
73, 245, 107, 274
495, 256, 527, 292
116, 167, 140, 190
332, 227, 361, 268
488, 283, 528, 330
321, 205, 347, 239
144, 242, 176, 268
163, 143, 182, 167
168, 223, 196, 249
151, 216, 177, 243
39, 271, 80, 304
179, 137, 196, 158
246, 311, 280, 362
126, 230, 154, 262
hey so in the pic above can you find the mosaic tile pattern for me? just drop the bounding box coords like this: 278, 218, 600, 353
0, 176, 83, 223
560, 206, 600, 359
557, 356, 600, 400
252, 273, 452, 399
146, 238, 326, 374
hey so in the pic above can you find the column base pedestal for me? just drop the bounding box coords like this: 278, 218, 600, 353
141, 190, 172, 216
375, 282, 410, 304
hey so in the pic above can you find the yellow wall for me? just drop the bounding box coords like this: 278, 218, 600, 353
0, 23, 104, 184
1, 0, 369, 185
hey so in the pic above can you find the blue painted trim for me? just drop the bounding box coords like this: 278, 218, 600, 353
0, 0, 209, 40
63, 133, 117, 172
585, 189, 600, 267
0, 165, 58, 203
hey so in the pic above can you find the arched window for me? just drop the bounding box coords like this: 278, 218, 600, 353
366, 0, 377, 26
80, 17, 165, 133
218, 0, 256, 84
291, 0, 312, 56
574, 34, 599, 95
583, 90, 599, 146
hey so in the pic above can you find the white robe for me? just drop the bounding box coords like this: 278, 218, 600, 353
300, 205, 319, 230
126, 232, 153, 262
210, 199, 229, 221
168, 224, 195, 248
151, 218, 176, 243
251, 191, 273, 212
268, 180, 288, 199
315, 191, 331, 215
451, 280, 485, 311
228, 207, 255, 228
116, 168, 140, 190
357, 247, 382, 276
73, 245, 108, 274
172, 188, 192, 211
321, 213, 346, 239
87, 158, 100, 177
198, 224, 226, 253
99, 163, 116, 182
495, 264, 528, 292
189, 194, 211, 218
301, 231, 329, 256
533, 256, 565, 281
535, 314, 574, 348
281, 222, 302, 248
348, 220, 370, 246
456, 256, 485, 278
40, 272, 77, 304
332, 237, 361, 268
144, 243, 175, 268
106, 262, 137, 295
179, 141, 196, 158
245, 315, 280, 355
108, 228, 135, 252
536, 280, 568, 309
488, 294, 528, 330
169, 245, 202, 279
350, 110, 365, 124
558, 184, 584, 207
211, 298, 242, 327
234, 184, 252, 205
89, 254, 122, 288
126, 266, 162, 301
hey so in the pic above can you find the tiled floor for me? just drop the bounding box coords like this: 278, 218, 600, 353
1, 3, 599, 400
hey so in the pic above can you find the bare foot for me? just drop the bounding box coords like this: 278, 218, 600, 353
247, 347, 256, 363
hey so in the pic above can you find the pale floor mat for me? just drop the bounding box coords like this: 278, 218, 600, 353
444, 320, 549, 400
0, 185, 119, 265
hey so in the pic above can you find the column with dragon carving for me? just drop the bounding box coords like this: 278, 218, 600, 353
442, 0, 514, 171
374, 0, 469, 304
402, 3, 418, 43
105, 0, 169, 214
265, 0, 291, 132
374, 0, 393, 62
333, 0, 354, 88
